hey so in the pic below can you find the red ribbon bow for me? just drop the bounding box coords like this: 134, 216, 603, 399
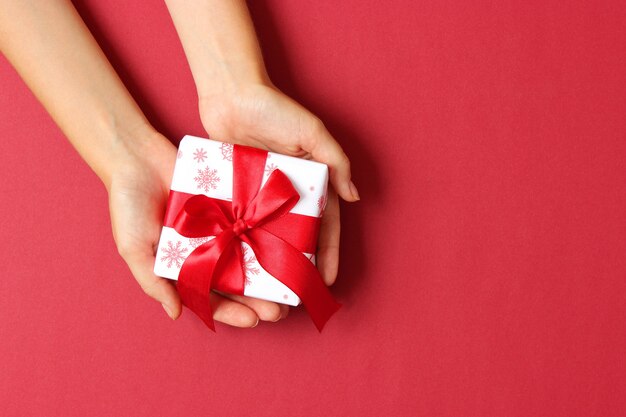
162, 144, 341, 331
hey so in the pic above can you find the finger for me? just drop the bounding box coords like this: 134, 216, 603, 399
220, 292, 284, 322
124, 252, 182, 320
300, 118, 359, 202
316, 189, 340, 285
210, 292, 259, 328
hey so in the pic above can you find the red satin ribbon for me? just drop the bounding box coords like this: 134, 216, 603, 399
165, 144, 341, 331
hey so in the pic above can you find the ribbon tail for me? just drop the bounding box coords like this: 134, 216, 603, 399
212, 240, 247, 296
245, 228, 342, 332
177, 251, 216, 331
177, 229, 238, 331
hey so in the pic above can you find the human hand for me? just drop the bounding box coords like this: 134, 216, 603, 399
108, 129, 282, 326
199, 82, 359, 293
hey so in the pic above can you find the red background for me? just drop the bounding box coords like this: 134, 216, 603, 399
1, 1, 625, 416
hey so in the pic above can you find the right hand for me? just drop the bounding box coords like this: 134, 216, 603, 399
107, 129, 284, 327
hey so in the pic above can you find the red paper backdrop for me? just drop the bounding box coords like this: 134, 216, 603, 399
1, 1, 625, 416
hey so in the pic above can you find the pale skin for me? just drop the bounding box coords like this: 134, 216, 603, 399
0, 0, 358, 327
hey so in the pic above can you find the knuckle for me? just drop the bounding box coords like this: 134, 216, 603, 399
340, 153, 351, 170
116, 242, 135, 261
140, 280, 160, 299
330, 153, 350, 178
310, 116, 326, 133
299, 116, 324, 143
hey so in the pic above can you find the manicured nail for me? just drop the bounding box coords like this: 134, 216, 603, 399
161, 303, 174, 319
349, 181, 360, 201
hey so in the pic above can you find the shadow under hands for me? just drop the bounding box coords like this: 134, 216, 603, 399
248, 1, 383, 312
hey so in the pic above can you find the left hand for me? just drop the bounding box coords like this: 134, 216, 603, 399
198, 82, 359, 319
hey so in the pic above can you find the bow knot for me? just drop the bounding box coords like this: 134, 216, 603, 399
232, 218, 248, 236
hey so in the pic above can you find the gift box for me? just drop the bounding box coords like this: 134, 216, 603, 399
154, 135, 340, 330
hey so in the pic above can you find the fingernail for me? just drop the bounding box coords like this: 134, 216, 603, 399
349, 181, 360, 201
161, 303, 174, 319
251, 318, 260, 328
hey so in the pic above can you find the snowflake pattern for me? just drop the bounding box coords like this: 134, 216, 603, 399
194, 166, 221, 192
317, 194, 327, 216
193, 148, 207, 163
160, 240, 188, 268
242, 246, 260, 287
264, 163, 277, 177
220, 142, 234, 161
189, 236, 211, 248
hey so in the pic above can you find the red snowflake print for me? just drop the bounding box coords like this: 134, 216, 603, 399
264, 163, 277, 177
242, 246, 260, 287
189, 236, 211, 248
193, 148, 207, 163
177, 150, 183, 159
161, 240, 188, 268
220, 142, 233, 161
317, 194, 327, 216
194, 166, 220, 192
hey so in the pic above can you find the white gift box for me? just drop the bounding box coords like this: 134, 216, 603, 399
153, 135, 329, 306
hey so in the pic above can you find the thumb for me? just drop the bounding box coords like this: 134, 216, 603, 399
301, 118, 359, 202
123, 251, 183, 320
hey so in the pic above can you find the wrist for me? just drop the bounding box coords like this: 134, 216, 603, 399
97, 117, 162, 192
195, 61, 272, 103
197, 80, 278, 140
